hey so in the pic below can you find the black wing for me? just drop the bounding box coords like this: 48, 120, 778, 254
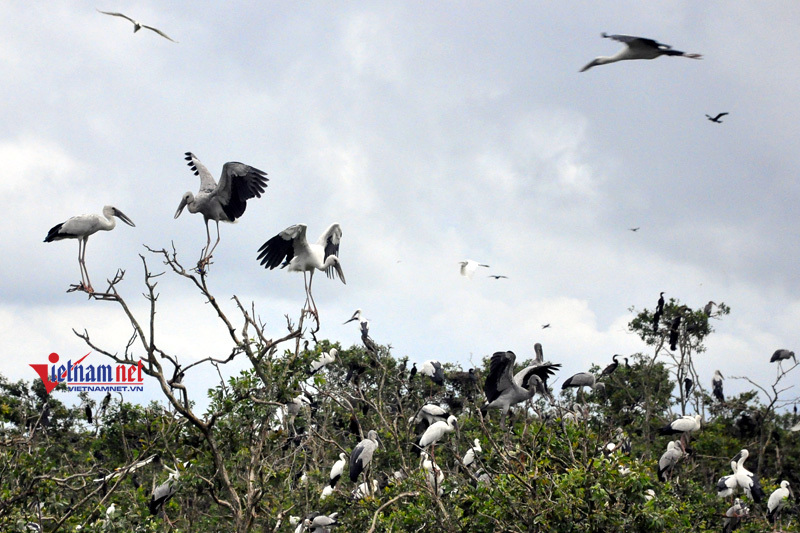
483, 351, 514, 403
519, 363, 561, 389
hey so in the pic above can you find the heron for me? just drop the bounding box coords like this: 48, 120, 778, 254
712, 370, 725, 403
482, 351, 557, 427
329, 452, 346, 488
176, 152, 268, 267
149, 462, 184, 516
732, 449, 764, 503
458, 259, 489, 278
350, 430, 379, 484
310, 348, 337, 376
657, 440, 684, 482
600, 354, 621, 377
706, 113, 729, 123
257, 223, 345, 322
96, 9, 178, 42
44, 205, 135, 293
767, 480, 793, 529
580, 33, 702, 72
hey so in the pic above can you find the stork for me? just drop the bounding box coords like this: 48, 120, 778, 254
176, 152, 268, 268
482, 351, 556, 427
349, 430, 379, 485
96, 9, 178, 42
731, 449, 764, 503
310, 349, 337, 376
716, 457, 739, 498
462, 438, 482, 469
659, 414, 701, 435
458, 259, 489, 278
45, 205, 135, 293
561, 372, 605, 400
420, 451, 445, 496
418, 415, 458, 450
418, 360, 445, 386
329, 452, 346, 488
722, 498, 748, 533
410, 404, 449, 431
581, 33, 702, 72
657, 440, 684, 482
771, 349, 796, 370
303, 513, 338, 532
712, 370, 725, 403
767, 480, 793, 529
257, 223, 345, 322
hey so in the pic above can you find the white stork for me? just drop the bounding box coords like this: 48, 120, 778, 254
310, 348, 337, 376
458, 259, 490, 278
657, 440, 684, 482
418, 415, 458, 450
257, 223, 345, 319
581, 33, 702, 72
349, 430, 379, 484
176, 152, 268, 267
44, 205, 135, 293
732, 449, 764, 503
417, 360, 445, 385
767, 480, 793, 528
716, 458, 738, 498
659, 414, 701, 435
96, 9, 178, 42
329, 452, 346, 488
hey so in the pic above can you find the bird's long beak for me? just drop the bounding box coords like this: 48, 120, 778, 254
114, 208, 136, 227
344, 315, 358, 325
174, 197, 187, 219
580, 59, 599, 72
335, 263, 346, 284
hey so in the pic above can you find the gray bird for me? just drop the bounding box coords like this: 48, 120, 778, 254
349, 430, 379, 483
482, 351, 557, 427
657, 440, 684, 482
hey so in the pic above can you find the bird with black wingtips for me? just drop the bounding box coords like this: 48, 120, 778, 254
96, 9, 178, 42
705, 112, 729, 123
458, 259, 489, 278
418, 360, 445, 386
561, 372, 604, 399
581, 33, 702, 72
712, 370, 725, 403
257, 223, 345, 322
149, 462, 183, 516
410, 404, 449, 431
482, 351, 556, 427
45, 205, 136, 293
328, 452, 347, 488
716, 457, 739, 498
349, 430, 379, 483
657, 440, 684, 482
770, 348, 796, 367
659, 414, 701, 436
731, 449, 764, 503
767, 480, 793, 529
310, 348, 337, 376
461, 438, 482, 469
417, 415, 457, 450
176, 152, 268, 268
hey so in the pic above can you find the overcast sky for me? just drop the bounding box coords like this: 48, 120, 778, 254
2, 2, 798, 412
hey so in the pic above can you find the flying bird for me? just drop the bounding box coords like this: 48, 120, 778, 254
96, 9, 178, 42
257, 223, 345, 319
705, 112, 729, 123
44, 205, 136, 293
176, 152, 268, 267
628, 227, 640, 232
459, 259, 490, 278
581, 33, 702, 72
488, 274, 509, 279
541, 323, 551, 329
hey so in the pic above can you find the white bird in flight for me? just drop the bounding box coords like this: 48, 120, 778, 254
459, 259, 489, 278
96, 9, 178, 43
581, 33, 702, 72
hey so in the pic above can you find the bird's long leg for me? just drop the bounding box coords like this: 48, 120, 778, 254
80, 238, 94, 293
205, 220, 222, 260
200, 219, 212, 265
76, 239, 87, 290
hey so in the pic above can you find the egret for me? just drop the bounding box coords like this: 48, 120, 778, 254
105, 503, 116, 518
349, 430, 379, 483
96, 9, 178, 42
600, 354, 621, 377
732, 449, 764, 503
657, 440, 684, 482
712, 370, 725, 403
176, 152, 268, 267
329, 452, 346, 488
767, 480, 793, 529
257, 223, 345, 321
706, 113, 728, 124
482, 351, 556, 427
458, 259, 489, 278
44, 205, 135, 293
418, 360, 445, 386
462, 438, 482, 468
580, 33, 702, 72
418, 415, 457, 449
723, 498, 748, 533
310, 348, 337, 376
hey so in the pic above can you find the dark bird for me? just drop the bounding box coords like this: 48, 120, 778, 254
541, 323, 551, 329
177, 152, 268, 266
581, 33, 702, 72
653, 292, 665, 333
683, 377, 693, 396
96, 9, 178, 42
703, 300, 716, 315
668, 315, 681, 351
705, 112, 729, 123
712, 370, 725, 402
100, 392, 111, 414
44, 205, 136, 293
771, 349, 796, 365
84, 404, 93, 424
600, 354, 621, 377
628, 227, 640, 232
488, 274, 509, 279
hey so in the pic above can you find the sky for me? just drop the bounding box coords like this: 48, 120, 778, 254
2, 1, 799, 413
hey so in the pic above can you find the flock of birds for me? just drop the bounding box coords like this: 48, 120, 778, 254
36, 10, 789, 533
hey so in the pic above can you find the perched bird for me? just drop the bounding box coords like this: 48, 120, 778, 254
659, 414, 701, 436
329, 452, 346, 488
600, 354, 621, 377
418, 360, 445, 386
561, 372, 605, 397
176, 152, 268, 266
410, 404, 449, 430
683, 378, 693, 396
482, 351, 557, 427
722, 498, 748, 533
462, 438, 482, 469
44, 205, 136, 293
731, 449, 764, 503
349, 430, 379, 483
771, 349, 796, 365
96, 9, 178, 42
304, 513, 338, 532
767, 480, 793, 527
668, 315, 682, 351
657, 440, 684, 482
705, 113, 728, 123
653, 292, 665, 333
418, 415, 457, 449
257, 223, 345, 318
716, 458, 739, 498
580, 33, 702, 72
458, 259, 489, 278
84, 404, 93, 424
319, 485, 334, 501
703, 300, 717, 315
712, 370, 725, 403
353, 479, 379, 499
420, 452, 445, 495
310, 349, 337, 376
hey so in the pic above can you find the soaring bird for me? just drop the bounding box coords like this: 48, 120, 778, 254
257, 223, 345, 319
349, 430, 379, 483
705, 113, 729, 123
176, 152, 268, 267
712, 370, 725, 403
45, 205, 135, 293
767, 480, 793, 528
657, 440, 684, 482
482, 351, 556, 427
329, 452, 346, 488
96, 9, 178, 42
488, 274, 509, 279
458, 259, 489, 278
581, 33, 702, 72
